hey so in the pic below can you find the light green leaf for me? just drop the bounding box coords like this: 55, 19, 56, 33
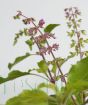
0, 70, 29, 84
25, 39, 34, 50
67, 57, 88, 91
67, 30, 74, 38
44, 24, 60, 33
8, 53, 30, 70
6, 89, 48, 105
37, 60, 48, 73
84, 39, 88, 43
38, 83, 56, 91
52, 63, 57, 73
84, 51, 88, 57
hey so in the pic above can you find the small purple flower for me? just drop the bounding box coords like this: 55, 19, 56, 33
38, 19, 45, 28
39, 43, 59, 55
28, 27, 38, 35
39, 47, 47, 55
28, 28, 34, 35
52, 44, 59, 50
34, 33, 55, 43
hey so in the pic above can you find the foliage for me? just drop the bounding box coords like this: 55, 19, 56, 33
0, 7, 88, 105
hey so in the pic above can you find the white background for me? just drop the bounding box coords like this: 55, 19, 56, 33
0, 0, 88, 104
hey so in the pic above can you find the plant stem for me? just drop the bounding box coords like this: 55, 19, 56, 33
20, 14, 55, 83
29, 73, 49, 81
72, 12, 85, 104
71, 96, 78, 105
31, 20, 66, 84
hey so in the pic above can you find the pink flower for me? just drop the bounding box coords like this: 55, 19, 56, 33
28, 27, 38, 35
39, 43, 59, 55
38, 19, 45, 28
34, 33, 55, 43
39, 47, 47, 55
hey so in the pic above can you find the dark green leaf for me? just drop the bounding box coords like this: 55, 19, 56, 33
0, 70, 29, 84
44, 24, 60, 33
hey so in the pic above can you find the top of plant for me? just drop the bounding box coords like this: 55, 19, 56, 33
0, 7, 88, 105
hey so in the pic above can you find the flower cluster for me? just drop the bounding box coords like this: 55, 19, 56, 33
64, 7, 81, 20
39, 44, 59, 55
28, 27, 38, 35
34, 33, 55, 43
38, 19, 45, 28
22, 18, 35, 25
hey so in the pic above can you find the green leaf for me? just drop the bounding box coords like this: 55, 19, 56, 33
38, 82, 56, 91
67, 30, 74, 38
84, 39, 88, 43
13, 15, 20, 20
48, 95, 58, 105
84, 51, 88, 57
13, 28, 28, 45
0, 70, 29, 84
67, 57, 88, 91
6, 89, 48, 105
56, 57, 66, 67
70, 40, 76, 48
25, 39, 34, 50
78, 19, 82, 23
81, 30, 86, 35
67, 22, 72, 28
44, 24, 60, 33
66, 52, 76, 60
52, 63, 57, 73
8, 53, 30, 70
37, 60, 48, 73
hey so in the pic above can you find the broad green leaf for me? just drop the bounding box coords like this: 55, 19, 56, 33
48, 95, 58, 105
68, 57, 88, 83
44, 24, 60, 33
6, 89, 48, 105
37, 60, 48, 73
0, 70, 29, 84
67, 57, 88, 91
25, 39, 34, 50
8, 53, 30, 70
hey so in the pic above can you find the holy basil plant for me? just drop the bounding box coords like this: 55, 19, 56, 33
0, 7, 88, 105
